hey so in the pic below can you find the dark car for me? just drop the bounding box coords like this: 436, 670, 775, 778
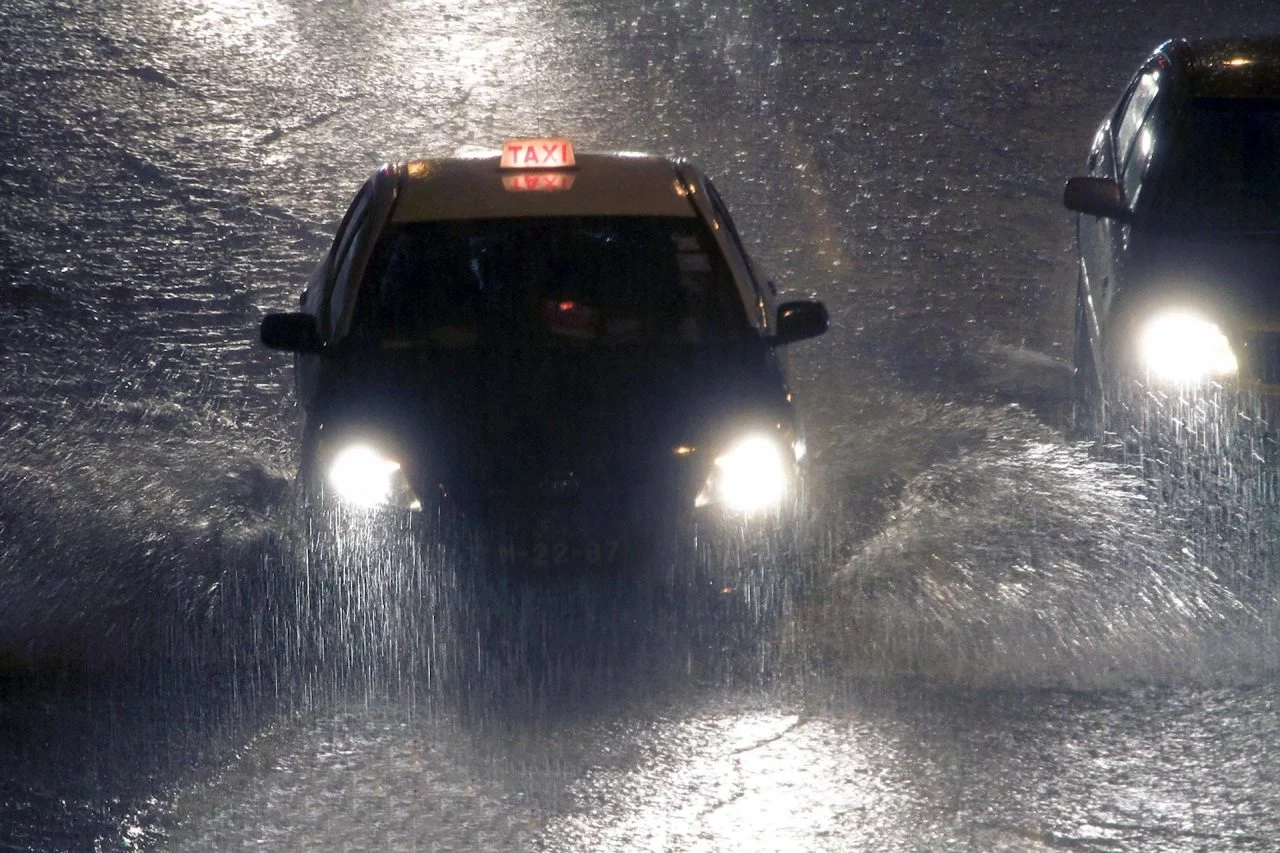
260, 139, 827, 574
1064, 37, 1280, 432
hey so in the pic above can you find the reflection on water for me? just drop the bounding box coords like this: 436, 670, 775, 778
166, 682, 1280, 851
5, 0, 1280, 848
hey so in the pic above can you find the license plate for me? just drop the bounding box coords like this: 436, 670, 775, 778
496, 539, 623, 568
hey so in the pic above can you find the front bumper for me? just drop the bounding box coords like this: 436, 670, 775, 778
308, 472, 805, 582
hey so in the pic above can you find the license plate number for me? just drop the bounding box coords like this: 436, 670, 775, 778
497, 539, 622, 567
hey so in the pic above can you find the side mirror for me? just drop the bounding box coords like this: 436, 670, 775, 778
1063, 176, 1129, 221
773, 300, 828, 345
261, 312, 321, 353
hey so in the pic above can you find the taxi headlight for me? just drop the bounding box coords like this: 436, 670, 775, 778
327, 445, 421, 511
695, 435, 790, 515
1138, 312, 1238, 382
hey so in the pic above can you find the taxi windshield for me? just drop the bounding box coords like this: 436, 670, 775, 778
351, 216, 749, 349
1148, 97, 1280, 233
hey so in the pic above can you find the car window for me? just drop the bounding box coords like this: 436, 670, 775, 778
1144, 97, 1280, 232
1115, 67, 1161, 176
704, 181, 753, 280
312, 183, 371, 332
705, 180, 767, 327
349, 216, 749, 349
1122, 107, 1160, 207
327, 190, 374, 335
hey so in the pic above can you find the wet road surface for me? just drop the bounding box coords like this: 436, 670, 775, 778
3, 0, 1280, 849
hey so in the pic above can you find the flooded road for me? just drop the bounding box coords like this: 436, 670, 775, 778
3, 0, 1280, 849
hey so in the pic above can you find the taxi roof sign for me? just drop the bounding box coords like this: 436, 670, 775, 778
501, 171, 576, 192
501, 138, 576, 170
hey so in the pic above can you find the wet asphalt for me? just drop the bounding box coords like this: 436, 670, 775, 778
3, 1, 1280, 850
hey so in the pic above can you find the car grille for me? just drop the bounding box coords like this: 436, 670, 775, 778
1243, 331, 1280, 385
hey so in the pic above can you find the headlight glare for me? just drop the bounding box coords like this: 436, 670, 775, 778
327, 445, 420, 510
1138, 312, 1237, 382
697, 434, 790, 515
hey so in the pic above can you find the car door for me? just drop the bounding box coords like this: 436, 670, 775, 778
1075, 119, 1115, 351
1092, 62, 1164, 352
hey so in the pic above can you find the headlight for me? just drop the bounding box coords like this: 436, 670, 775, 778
327, 444, 421, 511
695, 434, 790, 515
1138, 311, 1238, 382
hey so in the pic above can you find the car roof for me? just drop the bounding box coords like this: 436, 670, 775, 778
1162, 36, 1280, 99
389, 152, 699, 222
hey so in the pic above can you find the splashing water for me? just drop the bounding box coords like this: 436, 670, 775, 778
812, 399, 1280, 689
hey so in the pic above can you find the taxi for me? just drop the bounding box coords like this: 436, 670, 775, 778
1064, 37, 1280, 431
260, 139, 828, 571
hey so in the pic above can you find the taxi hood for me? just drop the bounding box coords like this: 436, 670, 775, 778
312, 342, 786, 503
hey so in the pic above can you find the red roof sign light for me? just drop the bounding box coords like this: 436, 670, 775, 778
501, 172, 576, 192
501, 138, 576, 170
